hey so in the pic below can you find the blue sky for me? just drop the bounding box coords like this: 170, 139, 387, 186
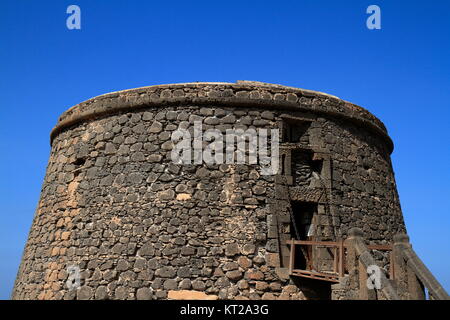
0, 0, 449, 300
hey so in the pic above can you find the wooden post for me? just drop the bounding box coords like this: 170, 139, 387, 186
339, 239, 345, 277
289, 239, 295, 275
389, 251, 395, 280
333, 246, 338, 274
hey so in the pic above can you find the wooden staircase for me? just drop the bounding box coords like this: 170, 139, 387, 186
286, 229, 450, 300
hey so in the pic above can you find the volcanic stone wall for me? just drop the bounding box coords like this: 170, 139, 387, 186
12, 81, 406, 300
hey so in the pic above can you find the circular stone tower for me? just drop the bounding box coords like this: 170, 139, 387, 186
12, 81, 406, 300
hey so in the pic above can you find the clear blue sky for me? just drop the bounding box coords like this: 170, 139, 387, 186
0, 0, 449, 300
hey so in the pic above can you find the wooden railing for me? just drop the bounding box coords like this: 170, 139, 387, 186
286, 239, 345, 282
286, 238, 393, 283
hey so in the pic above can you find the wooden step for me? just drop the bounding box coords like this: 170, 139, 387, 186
290, 269, 340, 283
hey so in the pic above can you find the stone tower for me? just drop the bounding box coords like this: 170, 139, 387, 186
12, 81, 407, 300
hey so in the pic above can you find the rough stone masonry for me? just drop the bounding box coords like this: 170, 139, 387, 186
12, 81, 406, 300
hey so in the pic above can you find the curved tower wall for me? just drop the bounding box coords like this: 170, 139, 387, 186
12, 81, 405, 300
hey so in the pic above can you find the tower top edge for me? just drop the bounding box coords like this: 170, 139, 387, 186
51, 81, 393, 153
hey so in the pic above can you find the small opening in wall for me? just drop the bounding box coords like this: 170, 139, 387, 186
292, 150, 323, 187
361, 155, 372, 171
290, 201, 318, 270
363, 161, 371, 171
311, 158, 323, 174
282, 119, 311, 144
291, 201, 317, 241
291, 277, 332, 300
73, 158, 86, 166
